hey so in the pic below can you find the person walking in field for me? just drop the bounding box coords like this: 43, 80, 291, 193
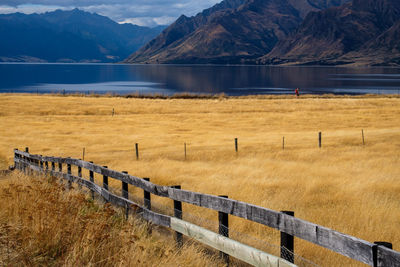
295, 88, 300, 97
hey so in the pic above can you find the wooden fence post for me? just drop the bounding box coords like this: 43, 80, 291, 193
17, 150, 21, 170
58, 162, 62, 173
82, 148, 85, 161
373, 242, 393, 267
281, 211, 295, 263
14, 149, 19, 170
135, 143, 139, 160
39, 155, 44, 171
122, 171, 129, 219
24, 147, 29, 174
219, 195, 229, 265
89, 161, 94, 200
319, 132, 322, 148
362, 129, 365, 146
51, 161, 55, 172
143, 178, 151, 210
172, 185, 183, 248
77, 162, 82, 188
184, 143, 187, 160
143, 177, 152, 234
67, 162, 72, 189
14, 149, 18, 170
32, 158, 36, 173
102, 166, 109, 203
103, 166, 108, 191
235, 138, 238, 153
45, 161, 49, 172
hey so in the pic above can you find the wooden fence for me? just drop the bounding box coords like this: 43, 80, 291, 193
13, 148, 400, 267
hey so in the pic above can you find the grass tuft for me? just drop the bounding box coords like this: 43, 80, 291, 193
0, 172, 222, 266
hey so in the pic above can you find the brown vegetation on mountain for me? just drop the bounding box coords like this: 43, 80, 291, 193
262, 0, 400, 66
125, 0, 348, 64
125, 0, 400, 66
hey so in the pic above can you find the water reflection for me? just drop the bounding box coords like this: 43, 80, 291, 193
0, 63, 400, 95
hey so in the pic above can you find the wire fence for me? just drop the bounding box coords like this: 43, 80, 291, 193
61, 128, 400, 171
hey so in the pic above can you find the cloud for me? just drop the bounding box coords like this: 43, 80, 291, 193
0, 4, 71, 14
120, 16, 176, 27
0, 0, 222, 26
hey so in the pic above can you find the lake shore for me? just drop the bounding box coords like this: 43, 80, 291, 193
2, 92, 400, 100
1, 94, 399, 266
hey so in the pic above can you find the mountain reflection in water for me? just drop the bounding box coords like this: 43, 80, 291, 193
1, 63, 400, 95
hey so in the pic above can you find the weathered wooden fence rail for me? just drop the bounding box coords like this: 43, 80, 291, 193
13, 149, 400, 267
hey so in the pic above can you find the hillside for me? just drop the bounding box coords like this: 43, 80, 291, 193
0, 9, 165, 63
125, 0, 349, 64
262, 0, 400, 65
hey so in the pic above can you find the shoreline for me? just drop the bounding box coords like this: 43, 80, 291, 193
1, 92, 400, 100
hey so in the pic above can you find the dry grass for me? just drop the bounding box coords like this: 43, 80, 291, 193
0, 171, 222, 266
0, 94, 400, 266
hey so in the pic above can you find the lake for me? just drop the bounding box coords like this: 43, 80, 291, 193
1, 63, 400, 95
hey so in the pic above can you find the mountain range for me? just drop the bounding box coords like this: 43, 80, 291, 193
263, 0, 400, 65
125, 0, 400, 66
125, 0, 350, 64
0, 9, 165, 63
1, 0, 399, 66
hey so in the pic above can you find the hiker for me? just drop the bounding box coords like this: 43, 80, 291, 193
295, 88, 300, 97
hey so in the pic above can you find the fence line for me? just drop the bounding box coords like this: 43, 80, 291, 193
13, 149, 400, 267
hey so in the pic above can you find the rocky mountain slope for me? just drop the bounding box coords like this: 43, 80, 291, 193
0, 9, 165, 63
125, 0, 349, 64
262, 0, 400, 65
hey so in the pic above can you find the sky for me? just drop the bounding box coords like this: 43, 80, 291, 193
0, 0, 222, 27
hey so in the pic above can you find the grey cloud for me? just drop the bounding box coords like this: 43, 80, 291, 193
0, 0, 221, 26
1, 0, 220, 10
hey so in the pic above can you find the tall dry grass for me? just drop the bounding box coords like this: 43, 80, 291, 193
0, 94, 400, 266
0, 171, 222, 266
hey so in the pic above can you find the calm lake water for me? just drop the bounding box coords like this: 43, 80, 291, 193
1, 63, 400, 95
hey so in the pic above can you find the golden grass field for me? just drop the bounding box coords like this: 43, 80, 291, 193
0, 172, 222, 266
1, 94, 400, 266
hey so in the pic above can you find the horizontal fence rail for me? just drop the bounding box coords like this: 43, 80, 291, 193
13, 149, 400, 267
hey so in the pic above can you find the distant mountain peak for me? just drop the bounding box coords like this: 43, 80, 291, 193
0, 9, 166, 63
